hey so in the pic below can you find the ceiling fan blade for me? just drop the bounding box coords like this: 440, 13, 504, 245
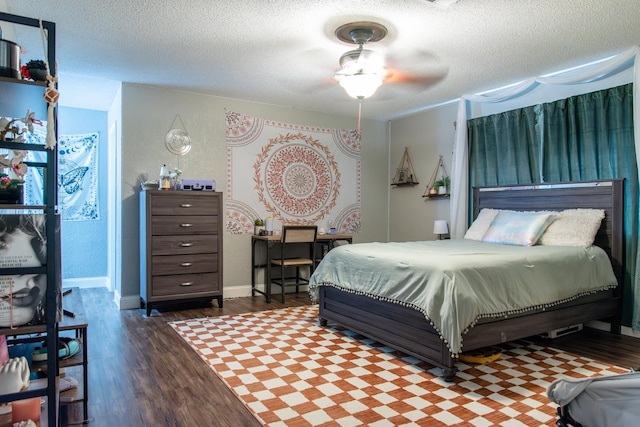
384, 65, 449, 89
377, 48, 449, 91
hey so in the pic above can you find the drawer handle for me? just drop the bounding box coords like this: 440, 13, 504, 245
180, 282, 194, 287
180, 203, 193, 208
180, 223, 193, 228
180, 262, 193, 267
180, 242, 193, 247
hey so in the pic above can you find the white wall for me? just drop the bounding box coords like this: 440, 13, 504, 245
107, 84, 122, 297
388, 102, 458, 242
387, 69, 633, 242
117, 84, 389, 308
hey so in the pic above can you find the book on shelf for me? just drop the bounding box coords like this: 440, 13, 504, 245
0, 214, 47, 268
0, 213, 59, 328
0, 274, 48, 327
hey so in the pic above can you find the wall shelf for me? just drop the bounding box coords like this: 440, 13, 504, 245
423, 154, 450, 198
391, 147, 419, 186
422, 193, 450, 199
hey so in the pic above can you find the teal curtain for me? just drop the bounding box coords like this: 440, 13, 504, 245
468, 106, 541, 188
467, 83, 638, 328
542, 84, 638, 327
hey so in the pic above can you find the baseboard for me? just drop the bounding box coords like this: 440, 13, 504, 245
116, 291, 141, 310
67, 279, 311, 309
224, 285, 255, 299
216, 284, 311, 300
586, 320, 640, 339
62, 277, 108, 289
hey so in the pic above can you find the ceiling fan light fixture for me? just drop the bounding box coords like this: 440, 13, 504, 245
339, 73, 383, 99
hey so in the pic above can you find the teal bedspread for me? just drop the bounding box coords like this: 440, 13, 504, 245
308, 239, 617, 356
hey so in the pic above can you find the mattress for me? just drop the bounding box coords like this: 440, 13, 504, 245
309, 239, 618, 355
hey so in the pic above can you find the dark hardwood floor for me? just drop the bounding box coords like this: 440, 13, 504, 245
62, 287, 640, 426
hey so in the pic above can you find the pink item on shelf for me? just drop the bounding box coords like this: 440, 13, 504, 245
11, 397, 40, 423
0, 335, 8, 365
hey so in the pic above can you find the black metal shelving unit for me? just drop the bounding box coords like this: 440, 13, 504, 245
0, 11, 60, 427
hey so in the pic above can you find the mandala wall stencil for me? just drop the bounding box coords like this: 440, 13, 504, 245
256, 134, 339, 222
226, 111, 360, 234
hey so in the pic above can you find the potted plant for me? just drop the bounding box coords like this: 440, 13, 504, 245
433, 176, 450, 195
254, 218, 264, 235
21, 59, 48, 82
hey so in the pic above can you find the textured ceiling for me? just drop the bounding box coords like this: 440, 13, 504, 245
2, 0, 639, 120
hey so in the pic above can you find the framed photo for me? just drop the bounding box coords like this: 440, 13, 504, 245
394, 167, 409, 184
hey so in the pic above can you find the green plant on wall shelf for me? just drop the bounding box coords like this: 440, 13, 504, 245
423, 155, 450, 198
433, 176, 450, 189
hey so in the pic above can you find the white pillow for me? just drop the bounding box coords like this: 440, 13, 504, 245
538, 209, 605, 247
464, 208, 500, 241
481, 211, 556, 246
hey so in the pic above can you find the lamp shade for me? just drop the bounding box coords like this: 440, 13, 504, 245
339, 73, 383, 99
433, 220, 449, 235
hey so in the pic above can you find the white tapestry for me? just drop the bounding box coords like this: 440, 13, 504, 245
225, 111, 361, 234
25, 131, 100, 221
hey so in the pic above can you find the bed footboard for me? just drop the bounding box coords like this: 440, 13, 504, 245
318, 286, 457, 381
318, 285, 621, 381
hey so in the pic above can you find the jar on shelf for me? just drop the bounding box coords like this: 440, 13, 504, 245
159, 164, 171, 190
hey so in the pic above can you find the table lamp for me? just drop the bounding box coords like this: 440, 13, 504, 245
433, 220, 449, 240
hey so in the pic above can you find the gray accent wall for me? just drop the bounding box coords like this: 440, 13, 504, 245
117, 84, 390, 307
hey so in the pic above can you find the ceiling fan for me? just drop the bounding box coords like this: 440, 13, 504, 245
334, 22, 388, 99
333, 21, 448, 101
332, 21, 448, 135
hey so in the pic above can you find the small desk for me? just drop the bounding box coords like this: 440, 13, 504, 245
251, 233, 352, 302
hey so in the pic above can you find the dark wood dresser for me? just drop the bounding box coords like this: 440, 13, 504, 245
140, 190, 223, 315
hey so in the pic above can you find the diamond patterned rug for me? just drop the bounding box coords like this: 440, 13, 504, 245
169, 305, 627, 427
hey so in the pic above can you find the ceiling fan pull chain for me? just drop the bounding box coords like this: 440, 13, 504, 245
357, 100, 362, 135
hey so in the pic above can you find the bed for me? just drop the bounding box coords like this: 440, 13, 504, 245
310, 179, 624, 381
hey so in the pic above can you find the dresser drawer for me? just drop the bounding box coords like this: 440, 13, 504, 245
151, 215, 218, 235
152, 254, 218, 276
152, 273, 220, 297
151, 193, 219, 216
152, 235, 218, 256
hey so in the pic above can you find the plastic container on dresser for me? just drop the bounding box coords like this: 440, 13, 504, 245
0, 12, 61, 426
139, 190, 224, 316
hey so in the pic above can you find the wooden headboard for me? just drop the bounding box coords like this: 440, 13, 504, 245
473, 179, 625, 287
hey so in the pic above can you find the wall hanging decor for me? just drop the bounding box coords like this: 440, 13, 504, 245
391, 146, 418, 186
165, 114, 192, 156
26, 131, 100, 220
423, 154, 450, 198
225, 110, 361, 235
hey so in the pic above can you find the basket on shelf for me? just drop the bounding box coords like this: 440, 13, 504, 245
0, 183, 23, 204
